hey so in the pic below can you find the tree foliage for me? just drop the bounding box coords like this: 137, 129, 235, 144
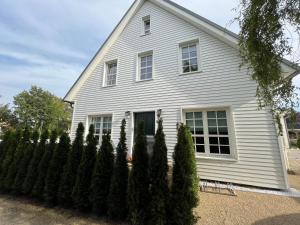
44, 133, 70, 205
13, 130, 39, 194
128, 122, 150, 225
90, 133, 114, 215
0, 130, 22, 191
108, 119, 129, 220
4, 128, 31, 191
169, 124, 198, 225
13, 86, 72, 133
0, 104, 18, 133
238, 0, 300, 122
72, 124, 97, 211
32, 130, 57, 199
58, 123, 84, 207
23, 130, 49, 195
148, 118, 169, 225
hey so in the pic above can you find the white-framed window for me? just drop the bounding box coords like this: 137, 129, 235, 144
137, 51, 153, 81
184, 109, 232, 157
180, 41, 199, 74
104, 60, 117, 86
142, 16, 150, 35
89, 115, 112, 144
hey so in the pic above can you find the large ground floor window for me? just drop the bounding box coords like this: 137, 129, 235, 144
184, 109, 232, 157
89, 115, 112, 144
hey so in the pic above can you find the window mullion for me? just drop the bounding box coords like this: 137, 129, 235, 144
203, 111, 209, 155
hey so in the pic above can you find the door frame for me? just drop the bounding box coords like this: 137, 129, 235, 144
129, 108, 159, 155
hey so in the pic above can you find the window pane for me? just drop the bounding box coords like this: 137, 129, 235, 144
218, 119, 227, 126
190, 51, 197, 58
190, 58, 197, 65
186, 112, 193, 119
183, 66, 190, 73
210, 145, 219, 154
141, 61, 147, 67
217, 111, 226, 118
194, 112, 202, 119
196, 137, 204, 144
189, 44, 197, 52
208, 127, 218, 134
195, 120, 203, 127
147, 67, 152, 73
189, 127, 194, 134
141, 68, 146, 75
219, 137, 229, 145
220, 146, 230, 154
209, 137, 218, 145
207, 111, 216, 118
182, 60, 190, 66
186, 120, 194, 127
196, 145, 205, 153
182, 53, 189, 59
208, 119, 216, 126
218, 127, 228, 135
182, 46, 189, 53
195, 127, 203, 135
191, 65, 198, 71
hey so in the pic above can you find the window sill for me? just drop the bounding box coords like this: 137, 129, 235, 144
195, 155, 237, 162
135, 78, 153, 83
102, 84, 116, 88
140, 32, 151, 37
179, 70, 203, 76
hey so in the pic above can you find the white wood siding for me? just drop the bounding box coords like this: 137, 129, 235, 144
70, 1, 287, 189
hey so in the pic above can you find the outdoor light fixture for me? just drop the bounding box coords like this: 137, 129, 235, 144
157, 109, 162, 118
125, 111, 131, 119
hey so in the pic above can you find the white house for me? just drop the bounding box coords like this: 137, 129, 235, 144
64, 0, 300, 190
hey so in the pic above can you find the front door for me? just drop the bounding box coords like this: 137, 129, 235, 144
134, 111, 155, 155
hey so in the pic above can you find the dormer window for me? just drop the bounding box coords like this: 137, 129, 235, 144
143, 16, 150, 35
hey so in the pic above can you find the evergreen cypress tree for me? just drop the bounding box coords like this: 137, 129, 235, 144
107, 119, 129, 220
44, 132, 70, 205
32, 130, 57, 199
4, 128, 30, 191
148, 118, 169, 225
90, 133, 114, 215
0, 130, 22, 191
72, 124, 97, 212
58, 123, 84, 207
128, 122, 149, 225
168, 124, 198, 225
13, 130, 39, 194
0, 130, 12, 171
23, 130, 49, 195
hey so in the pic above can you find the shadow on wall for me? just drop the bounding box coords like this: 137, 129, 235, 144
252, 213, 300, 225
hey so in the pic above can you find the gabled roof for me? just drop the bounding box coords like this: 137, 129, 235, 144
64, 0, 300, 101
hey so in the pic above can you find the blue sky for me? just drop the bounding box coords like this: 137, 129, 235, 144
0, 0, 299, 108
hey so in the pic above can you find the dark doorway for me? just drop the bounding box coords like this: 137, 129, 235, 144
134, 111, 155, 155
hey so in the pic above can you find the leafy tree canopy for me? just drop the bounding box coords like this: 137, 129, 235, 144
238, 0, 300, 125
0, 103, 18, 133
13, 86, 72, 133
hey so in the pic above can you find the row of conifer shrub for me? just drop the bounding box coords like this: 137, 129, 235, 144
0, 118, 198, 225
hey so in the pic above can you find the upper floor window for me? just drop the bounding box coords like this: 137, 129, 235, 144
104, 60, 117, 86
180, 41, 199, 74
185, 109, 232, 157
137, 51, 153, 81
90, 115, 112, 145
142, 16, 150, 35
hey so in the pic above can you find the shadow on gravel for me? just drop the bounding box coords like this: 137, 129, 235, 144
252, 213, 300, 225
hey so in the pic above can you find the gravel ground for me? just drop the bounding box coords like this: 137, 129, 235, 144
0, 191, 299, 225
288, 149, 300, 190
